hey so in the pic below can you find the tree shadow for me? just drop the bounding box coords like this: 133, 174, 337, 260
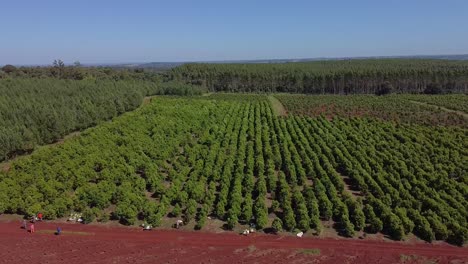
238, 219, 252, 226
332, 222, 351, 238
363, 225, 378, 234
342, 176, 361, 193
263, 227, 276, 234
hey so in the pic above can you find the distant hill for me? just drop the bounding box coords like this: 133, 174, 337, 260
106, 54, 468, 70
105, 62, 185, 72
6, 54, 468, 69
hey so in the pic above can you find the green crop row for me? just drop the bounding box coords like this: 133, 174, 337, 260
0, 95, 466, 245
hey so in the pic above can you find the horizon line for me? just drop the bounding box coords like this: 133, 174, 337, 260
4, 53, 468, 67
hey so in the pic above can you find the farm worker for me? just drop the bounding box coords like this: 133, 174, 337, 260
29, 223, 35, 233
37, 212, 43, 221
21, 220, 27, 229
176, 220, 183, 229
56, 227, 62, 235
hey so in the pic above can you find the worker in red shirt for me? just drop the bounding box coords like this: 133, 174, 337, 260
37, 212, 43, 221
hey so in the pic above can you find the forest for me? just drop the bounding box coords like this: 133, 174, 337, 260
0, 95, 466, 246
169, 59, 468, 94
0, 65, 204, 161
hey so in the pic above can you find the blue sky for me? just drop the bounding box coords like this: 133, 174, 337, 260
1, 0, 468, 65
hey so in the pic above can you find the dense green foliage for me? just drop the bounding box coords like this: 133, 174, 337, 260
1, 62, 161, 81
0, 95, 466, 246
0, 78, 204, 161
170, 59, 468, 94
276, 94, 468, 127
404, 94, 468, 113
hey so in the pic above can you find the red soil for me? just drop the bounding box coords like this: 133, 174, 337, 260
0, 221, 466, 264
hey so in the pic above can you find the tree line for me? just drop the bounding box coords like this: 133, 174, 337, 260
168, 59, 468, 94
0, 77, 204, 162
1, 60, 160, 82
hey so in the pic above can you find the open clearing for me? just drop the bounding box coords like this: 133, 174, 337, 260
0, 221, 466, 264
268, 95, 288, 116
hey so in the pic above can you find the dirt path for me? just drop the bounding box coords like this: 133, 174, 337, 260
0, 221, 466, 264
268, 95, 287, 116
409, 100, 468, 119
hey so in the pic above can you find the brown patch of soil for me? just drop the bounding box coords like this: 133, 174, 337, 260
0, 221, 466, 264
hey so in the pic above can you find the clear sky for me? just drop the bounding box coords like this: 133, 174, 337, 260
1, 0, 468, 65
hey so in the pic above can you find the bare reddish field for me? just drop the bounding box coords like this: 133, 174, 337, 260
0, 221, 466, 264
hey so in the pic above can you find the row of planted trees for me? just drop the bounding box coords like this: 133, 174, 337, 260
169, 59, 468, 94
0, 95, 466, 245
275, 94, 468, 128
0, 78, 205, 162
305, 116, 468, 245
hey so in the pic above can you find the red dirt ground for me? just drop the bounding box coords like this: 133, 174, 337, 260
0, 221, 466, 264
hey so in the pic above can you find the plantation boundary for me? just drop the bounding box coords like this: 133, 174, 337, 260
408, 100, 468, 119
